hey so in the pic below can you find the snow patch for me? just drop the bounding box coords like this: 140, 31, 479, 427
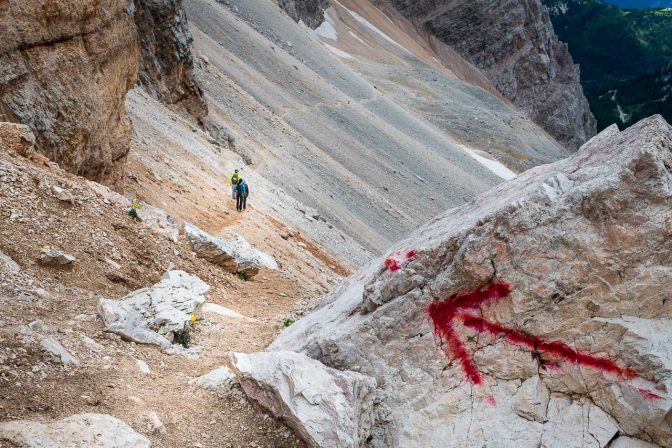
457, 143, 517, 180
334, 1, 411, 55
349, 31, 368, 46
323, 43, 353, 59
315, 11, 338, 41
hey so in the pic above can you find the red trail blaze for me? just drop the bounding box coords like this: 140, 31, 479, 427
428, 281, 654, 395
384, 258, 401, 272
427, 282, 511, 385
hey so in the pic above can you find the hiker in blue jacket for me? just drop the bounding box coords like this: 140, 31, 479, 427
236, 178, 249, 212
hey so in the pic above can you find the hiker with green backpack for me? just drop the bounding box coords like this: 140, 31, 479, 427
230, 169, 241, 200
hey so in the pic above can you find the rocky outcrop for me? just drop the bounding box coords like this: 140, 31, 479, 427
184, 223, 276, 279
271, 116, 672, 446
386, 0, 596, 150
0, 413, 150, 448
133, 0, 208, 122
229, 351, 377, 448
0, 1, 139, 178
278, 0, 330, 28
98, 270, 209, 348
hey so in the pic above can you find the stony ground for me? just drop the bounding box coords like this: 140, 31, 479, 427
0, 108, 350, 447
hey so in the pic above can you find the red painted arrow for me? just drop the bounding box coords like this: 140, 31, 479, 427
428, 281, 662, 399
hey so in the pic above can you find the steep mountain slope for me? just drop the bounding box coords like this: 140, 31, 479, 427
545, 0, 672, 131
185, 0, 566, 258
373, 0, 597, 150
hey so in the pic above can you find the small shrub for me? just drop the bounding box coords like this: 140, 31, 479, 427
282, 318, 295, 327
237, 272, 247, 281
173, 327, 191, 348
127, 208, 139, 220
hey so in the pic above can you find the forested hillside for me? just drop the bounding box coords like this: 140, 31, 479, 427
545, 0, 672, 130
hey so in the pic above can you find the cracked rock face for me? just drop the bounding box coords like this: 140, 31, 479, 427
0, 1, 139, 178
278, 0, 330, 29
271, 116, 672, 447
133, 0, 208, 122
386, 0, 596, 150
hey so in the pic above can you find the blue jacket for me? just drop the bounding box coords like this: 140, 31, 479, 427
236, 181, 249, 196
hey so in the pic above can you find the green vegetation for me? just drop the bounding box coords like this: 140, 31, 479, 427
127, 208, 140, 220
282, 318, 295, 327
544, 0, 672, 130
237, 272, 247, 281
174, 327, 192, 348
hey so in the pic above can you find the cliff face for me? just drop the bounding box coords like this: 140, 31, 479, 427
386, 0, 597, 150
133, 0, 208, 123
278, 0, 330, 28
0, 1, 139, 178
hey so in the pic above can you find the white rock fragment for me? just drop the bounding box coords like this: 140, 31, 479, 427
50, 185, 74, 204
147, 411, 166, 434
80, 335, 104, 352
202, 303, 248, 320
136, 359, 151, 374
229, 351, 376, 448
511, 375, 550, 423
189, 366, 237, 390
0, 413, 150, 447
97, 270, 209, 348
40, 337, 80, 366
0, 250, 20, 273
610, 436, 661, 448
28, 320, 43, 332
38, 247, 76, 266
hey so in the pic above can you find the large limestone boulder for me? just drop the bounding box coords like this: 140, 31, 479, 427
98, 270, 209, 348
0, 413, 150, 447
229, 351, 376, 448
0, 1, 139, 178
271, 116, 672, 447
184, 223, 276, 279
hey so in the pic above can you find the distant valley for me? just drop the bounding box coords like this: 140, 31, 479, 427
546, 0, 672, 130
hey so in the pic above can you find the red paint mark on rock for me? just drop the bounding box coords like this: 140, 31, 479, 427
486, 395, 497, 407
428, 281, 659, 400
461, 314, 638, 380
406, 250, 417, 260
427, 282, 510, 385
384, 258, 401, 272
637, 388, 664, 400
